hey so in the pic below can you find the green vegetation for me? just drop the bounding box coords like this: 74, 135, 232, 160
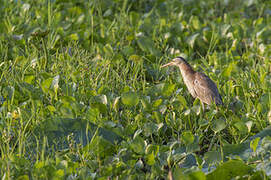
1, 0, 271, 179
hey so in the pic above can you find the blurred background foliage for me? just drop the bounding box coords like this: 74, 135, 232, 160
0, 0, 271, 179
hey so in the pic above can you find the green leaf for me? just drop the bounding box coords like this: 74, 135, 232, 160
24, 75, 35, 84
181, 131, 194, 145
41, 78, 53, 93
250, 137, 260, 152
153, 99, 163, 108
204, 151, 222, 165
207, 160, 253, 180
162, 83, 176, 97
137, 36, 161, 56
129, 54, 143, 62
191, 16, 200, 30
146, 152, 155, 166
234, 121, 248, 133
211, 118, 226, 133
130, 136, 145, 154
121, 92, 140, 106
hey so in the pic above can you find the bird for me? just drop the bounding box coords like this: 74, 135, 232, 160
161, 57, 223, 108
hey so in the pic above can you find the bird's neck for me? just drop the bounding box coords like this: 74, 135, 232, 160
178, 63, 195, 77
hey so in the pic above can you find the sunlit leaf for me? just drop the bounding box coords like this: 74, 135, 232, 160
181, 131, 194, 145
207, 160, 253, 180
121, 92, 140, 106
250, 137, 260, 152
162, 83, 176, 97
146, 152, 155, 165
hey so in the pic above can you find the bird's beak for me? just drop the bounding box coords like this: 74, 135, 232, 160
161, 62, 173, 68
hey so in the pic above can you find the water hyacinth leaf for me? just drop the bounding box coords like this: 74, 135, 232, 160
250, 137, 260, 152
129, 54, 143, 62
47, 105, 56, 113
181, 131, 194, 145
24, 75, 35, 84
121, 92, 139, 106
61, 96, 76, 105
234, 121, 248, 133
92, 102, 107, 114
41, 78, 53, 93
153, 99, 163, 108
130, 136, 145, 154
204, 151, 222, 165
211, 118, 226, 133
146, 152, 155, 166
187, 171, 206, 180
177, 95, 188, 108
207, 160, 253, 180
122, 46, 134, 56
162, 83, 176, 97
187, 33, 199, 48
69, 33, 79, 41
141, 99, 152, 111
191, 16, 200, 30
137, 36, 161, 56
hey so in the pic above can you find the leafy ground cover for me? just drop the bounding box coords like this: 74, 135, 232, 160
1, 0, 271, 179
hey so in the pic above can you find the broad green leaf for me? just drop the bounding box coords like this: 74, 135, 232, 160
121, 92, 139, 106
41, 78, 53, 93
92, 102, 107, 114
153, 99, 163, 108
181, 131, 194, 145
130, 136, 145, 154
211, 118, 226, 133
191, 16, 200, 30
17, 175, 29, 180
207, 160, 253, 180
129, 54, 143, 62
141, 99, 152, 111
162, 83, 176, 97
47, 105, 56, 113
204, 151, 222, 165
146, 152, 155, 165
69, 33, 79, 41
234, 121, 248, 133
187, 171, 206, 180
24, 75, 35, 84
137, 36, 161, 56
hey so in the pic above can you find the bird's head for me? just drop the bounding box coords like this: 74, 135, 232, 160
161, 56, 188, 68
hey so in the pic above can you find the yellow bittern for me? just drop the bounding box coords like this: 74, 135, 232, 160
161, 57, 223, 108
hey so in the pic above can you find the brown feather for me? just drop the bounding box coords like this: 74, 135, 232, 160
162, 57, 223, 106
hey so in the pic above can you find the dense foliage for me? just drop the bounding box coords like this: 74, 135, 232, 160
1, 0, 271, 179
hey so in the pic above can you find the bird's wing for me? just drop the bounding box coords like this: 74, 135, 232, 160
193, 72, 223, 105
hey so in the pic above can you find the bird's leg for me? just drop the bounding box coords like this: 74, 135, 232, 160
200, 101, 205, 113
